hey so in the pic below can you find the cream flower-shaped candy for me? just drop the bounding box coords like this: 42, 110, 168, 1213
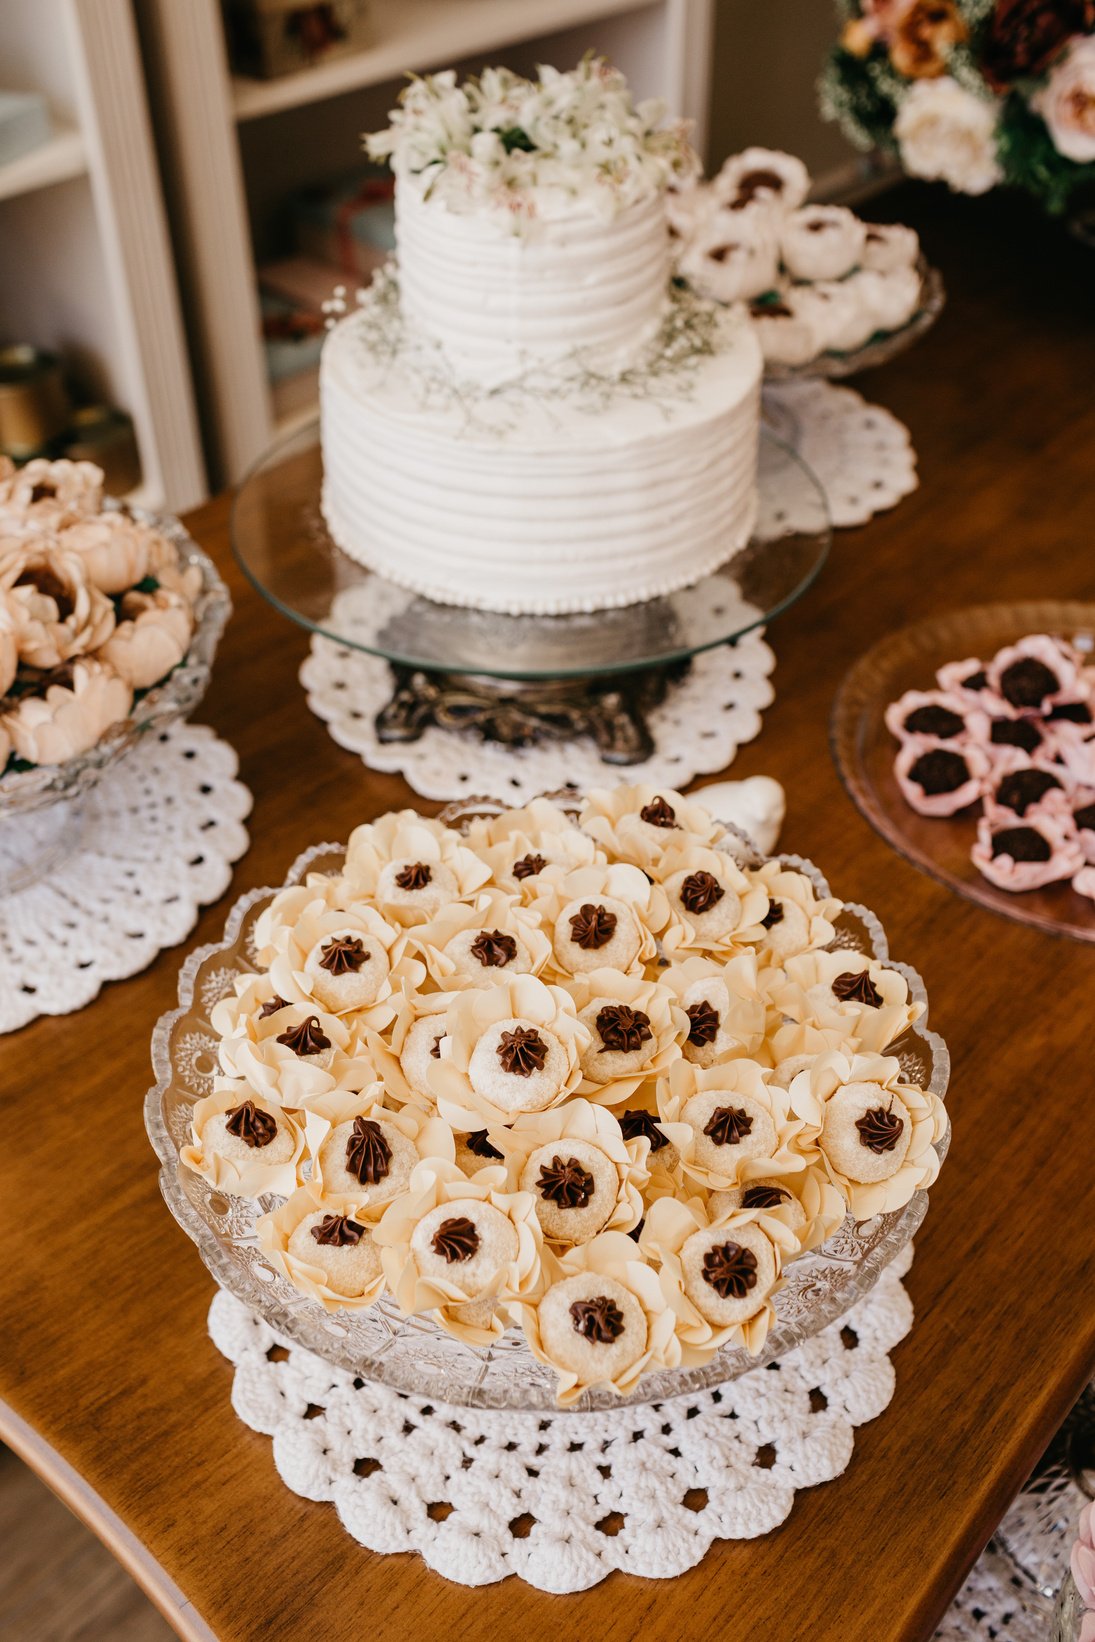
258, 1185, 386, 1312
498, 1100, 647, 1246
427, 974, 590, 1129
0, 457, 103, 531
409, 887, 551, 989
611, 1095, 692, 1204
788, 1050, 946, 1220
640, 1196, 797, 1361
578, 784, 724, 874
305, 1088, 454, 1214
263, 899, 417, 1027
661, 952, 766, 1068
55, 512, 152, 594
217, 1001, 373, 1111
99, 586, 193, 690
465, 797, 604, 898
657, 1057, 805, 1193
364, 990, 458, 1106
252, 872, 371, 961
0, 542, 115, 668
657, 843, 769, 958
531, 861, 667, 978
759, 1019, 858, 1091
145, 533, 203, 603
210, 973, 302, 1041
566, 967, 685, 1106
746, 862, 842, 967
1, 657, 132, 765
707, 1163, 846, 1256
374, 1158, 544, 1344
764, 949, 923, 1056
344, 808, 491, 923
516, 1231, 679, 1406
180, 1083, 305, 1199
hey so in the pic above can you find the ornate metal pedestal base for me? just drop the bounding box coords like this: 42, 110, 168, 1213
375, 662, 690, 767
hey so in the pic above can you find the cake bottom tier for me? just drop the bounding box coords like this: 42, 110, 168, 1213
320, 322, 763, 617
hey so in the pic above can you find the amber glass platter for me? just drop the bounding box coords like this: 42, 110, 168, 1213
832, 601, 1095, 943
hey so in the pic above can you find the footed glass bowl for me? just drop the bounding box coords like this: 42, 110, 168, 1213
145, 800, 950, 1413
0, 505, 230, 892
763, 261, 945, 383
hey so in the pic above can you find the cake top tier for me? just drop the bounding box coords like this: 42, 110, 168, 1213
366, 58, 695, 225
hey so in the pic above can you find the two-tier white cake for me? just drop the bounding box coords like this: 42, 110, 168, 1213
320, 61, 762, 616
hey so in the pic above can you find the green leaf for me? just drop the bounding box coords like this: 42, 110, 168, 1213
498, 126, 536, 155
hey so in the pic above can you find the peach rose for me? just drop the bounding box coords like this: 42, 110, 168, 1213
890, 0, 967, 78
57, 512, 152, 595
1, 657, 132, 765
100, 587, 193, 689
0, 542, 115, 668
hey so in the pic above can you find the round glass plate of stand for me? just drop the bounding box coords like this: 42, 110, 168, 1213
832, 600, 1095, 943
230, 420, 830, 766
145, 800, 951, 1415
0, 507, 231, 897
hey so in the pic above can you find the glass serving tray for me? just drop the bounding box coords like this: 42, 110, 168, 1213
145, 799, 950, 1414
763, 261, 946, 383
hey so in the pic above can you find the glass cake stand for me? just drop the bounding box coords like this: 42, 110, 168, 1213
831, 600, 1095, 943
145, 804, 951, 1414
231, 421, 830, 763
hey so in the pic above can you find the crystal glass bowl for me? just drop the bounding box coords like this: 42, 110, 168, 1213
764, 261, 945, 383
0, 504, 231, 818
146, 804, 950, 1412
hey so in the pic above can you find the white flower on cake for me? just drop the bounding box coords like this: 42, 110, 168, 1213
367, 59, 695, 222
894, 77, 1002, 197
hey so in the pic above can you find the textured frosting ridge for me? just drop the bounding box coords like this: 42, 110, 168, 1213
397, 179, 671, 383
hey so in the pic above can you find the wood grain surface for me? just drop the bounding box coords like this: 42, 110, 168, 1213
2, 183, 1094, 1642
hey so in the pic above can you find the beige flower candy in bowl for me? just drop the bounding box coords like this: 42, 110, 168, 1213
464, 796, 605, 898
517, 1230, 680, 1405
216, 1000, 373, 1112
706, 1165, 847, 1255
364, 989, 458, 1107
658, 1057, 807, 1194
567, 966, 686, 1105
578, 784, 725, 874
258, 1185, 387, 1313
180, 1082, 306, 1200
427, 972, 590, 1129
409, 886, 552, 989
374, 1158, 545, 1345
493, 1098, 648, 1247
788, 1050, 947, 1220
764, 949, 923, 1055
531, 860, 667, 978
661, 951, 767, 1068
657, 841, 770, 958
306, 1087, 454, 1213
343, 808, 491, 922
641, 1196, 800, 1361
747, 859, 842, 966
262, 898, 421, 1027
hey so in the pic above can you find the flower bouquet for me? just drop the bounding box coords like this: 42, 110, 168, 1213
820, 2, 1095, 213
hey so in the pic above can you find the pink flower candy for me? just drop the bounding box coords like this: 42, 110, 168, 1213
987, 633, 1089, 718
967, 706, 1051, 769
885, 687, 970, 746
1073, 793, 1095, 863
971, 812, 1084, 892
1074, 866, 1095, 904
894, 738, 990, 818
1048, 718, 1095, 787
935, 656, 993, 706
983, 759, 1074, 828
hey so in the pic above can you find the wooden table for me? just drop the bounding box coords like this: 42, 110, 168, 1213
3, 183, 1094, 1642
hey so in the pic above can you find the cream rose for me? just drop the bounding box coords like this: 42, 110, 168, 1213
1, 657, 132, 765
0, 543, 115, 669
895, 77, 1002, 195
100, 587, 193, 689
1036, 37, 1095, 164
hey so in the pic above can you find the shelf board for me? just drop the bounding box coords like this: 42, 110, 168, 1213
232, 0, 655, 121
0, 125, 87, 205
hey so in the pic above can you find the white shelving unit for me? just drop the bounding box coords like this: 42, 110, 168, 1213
138, 0, 714, 491
0, 0, 206, 512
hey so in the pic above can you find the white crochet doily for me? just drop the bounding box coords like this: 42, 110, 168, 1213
762, 378, 918, 529
210, 1243, 913, 1592
302, 630, 776, 804
0, 723, 251, 1034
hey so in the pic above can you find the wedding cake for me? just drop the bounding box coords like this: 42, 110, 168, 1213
319, 61, 763, 616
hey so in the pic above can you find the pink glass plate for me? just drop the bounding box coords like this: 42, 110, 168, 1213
831, 600, 1095, 943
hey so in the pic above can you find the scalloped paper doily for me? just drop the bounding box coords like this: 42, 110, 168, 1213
762, 379, 918, 529
210, 1243, 913, 1592
302, 629, 776, 805
0, 723, 251, 1033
